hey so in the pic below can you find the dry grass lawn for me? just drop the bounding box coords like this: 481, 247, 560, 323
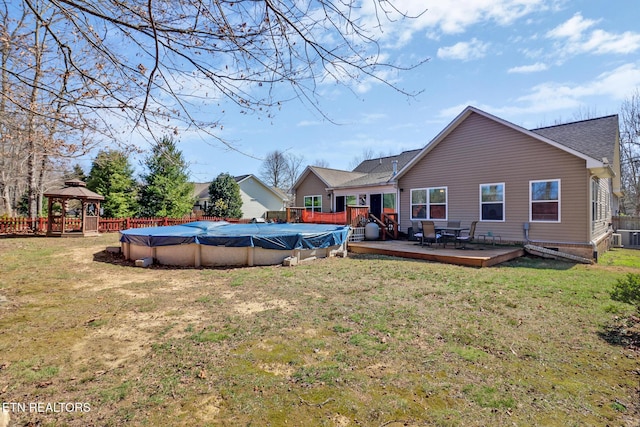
0, 233, 638, 426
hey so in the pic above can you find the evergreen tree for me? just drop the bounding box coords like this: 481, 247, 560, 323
86, 150, 139, 218
17, 192, 47, 217
64, 164, 87, 182
208, 173, 242, 218
138, 136, 195, 218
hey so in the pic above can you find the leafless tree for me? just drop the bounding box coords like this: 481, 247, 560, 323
349, 147, 377, 169
259, 150, 291, 190
0, 1, 102, 217
620, 89, 640, 215
312, 159, 330, 168
286, 153, 306, 190
2, 0, 425, 217
17, 0, 425, 139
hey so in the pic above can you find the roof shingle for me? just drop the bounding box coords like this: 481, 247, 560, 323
530, 115, 618, 162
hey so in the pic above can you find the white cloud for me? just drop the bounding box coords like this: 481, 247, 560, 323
504, 62, 640, 115
438, 102, 478, 118
546, 13, 598, 41
419, 0, 550, 35
354, 66, 400, 94
507, 62, 549, 73
360, 112, 389, 123
437, 38, 490, 61
583, 29, 640, 55
547, 13, 640, 57
354, 0, 553, 48
514, 83, 583, 112
439, 63, 640, 121
586, 63, 640, 99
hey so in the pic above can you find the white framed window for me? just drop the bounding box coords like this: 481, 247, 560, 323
410, 187, 447, 220
304, 195, 322, 212
346, 195, 357, 206
591, 177, 610, 230
530, 179, 560, 222
480, 183, 504, 221
592, 178, 599, 227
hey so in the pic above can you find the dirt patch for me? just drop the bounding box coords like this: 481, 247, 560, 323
330, 414, 350, 426
234, 299, 293, 315
258, 362, 296, 377
364, 363, 393, 379
72, 323, 153, 371
196, 394, 223, 417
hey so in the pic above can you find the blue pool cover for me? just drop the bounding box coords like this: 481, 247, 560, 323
119, 221, 350, 250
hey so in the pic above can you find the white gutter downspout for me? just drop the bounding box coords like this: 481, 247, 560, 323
391, 160, 399, 233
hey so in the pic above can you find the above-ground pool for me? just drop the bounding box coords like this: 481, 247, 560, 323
119, 221, 350, 267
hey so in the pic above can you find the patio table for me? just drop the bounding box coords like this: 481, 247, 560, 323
435, 226, 469, 248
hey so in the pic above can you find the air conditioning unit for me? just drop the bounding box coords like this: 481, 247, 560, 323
612, 233, 623, 248
618, 230, 640, 248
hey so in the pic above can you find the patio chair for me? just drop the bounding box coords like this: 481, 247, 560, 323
456, 221, 478, 249
410, 220, 422, 241
416, 221, 441, 247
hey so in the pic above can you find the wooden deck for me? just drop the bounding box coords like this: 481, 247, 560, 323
348, 239, 525, 267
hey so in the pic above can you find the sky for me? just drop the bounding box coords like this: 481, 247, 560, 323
98, 0, 640, 183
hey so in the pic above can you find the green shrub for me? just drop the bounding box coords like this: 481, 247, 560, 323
610, 273, 640, 313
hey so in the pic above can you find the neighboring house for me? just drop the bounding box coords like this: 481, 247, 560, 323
292, 149, 420, 219
293, 106, 620, 260
193, 174, 289, 219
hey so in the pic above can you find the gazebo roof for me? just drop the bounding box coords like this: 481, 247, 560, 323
44, 179, 105, 200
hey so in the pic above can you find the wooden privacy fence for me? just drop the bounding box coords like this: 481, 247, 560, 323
0, 217, 49, 234
612, 216, 640, 230
1, 207, 377, 235
0, 216, 250, 234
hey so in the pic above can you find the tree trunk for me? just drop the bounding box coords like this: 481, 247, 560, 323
26, 9, 45, 225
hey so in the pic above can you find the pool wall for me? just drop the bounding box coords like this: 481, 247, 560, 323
121, 241, 347, 267
119, 221, 350, 267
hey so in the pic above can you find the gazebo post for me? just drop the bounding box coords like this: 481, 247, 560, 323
81, 200, 86, 234
46, 197, 53, 236
61, 197, 66, 235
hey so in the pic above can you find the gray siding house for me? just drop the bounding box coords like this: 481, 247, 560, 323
292, 106, 620, 260
292, 150, 420, 219
395, 106, 620, 260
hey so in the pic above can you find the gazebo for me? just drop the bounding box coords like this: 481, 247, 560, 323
43, 179, 105, 237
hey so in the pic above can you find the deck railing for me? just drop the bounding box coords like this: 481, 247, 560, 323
286, 206, 371, 228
